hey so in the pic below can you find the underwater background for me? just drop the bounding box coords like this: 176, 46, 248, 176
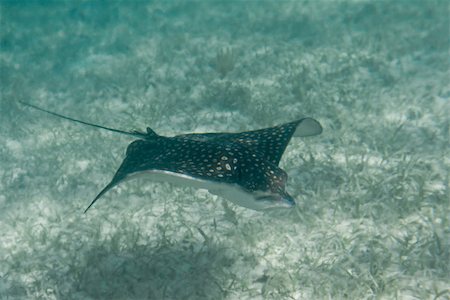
0, 1, 449, 299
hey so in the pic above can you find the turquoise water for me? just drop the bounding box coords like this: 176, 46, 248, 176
1, 1, 448, 299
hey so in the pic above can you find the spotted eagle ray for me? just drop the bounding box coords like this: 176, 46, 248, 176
20, 101, 322, 213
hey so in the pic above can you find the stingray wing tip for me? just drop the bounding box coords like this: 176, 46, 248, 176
83, 181, 117, 213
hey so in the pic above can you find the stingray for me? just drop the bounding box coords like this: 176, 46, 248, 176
20, 101, 322, 213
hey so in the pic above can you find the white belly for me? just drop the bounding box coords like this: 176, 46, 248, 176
124, 170, 289, 211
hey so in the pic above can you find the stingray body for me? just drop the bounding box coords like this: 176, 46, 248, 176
20, 102, 322, 212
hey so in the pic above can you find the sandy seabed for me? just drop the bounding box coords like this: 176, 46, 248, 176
1, 1, 449, 299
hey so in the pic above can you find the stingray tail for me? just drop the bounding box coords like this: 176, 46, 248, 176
20, 101, 147, 139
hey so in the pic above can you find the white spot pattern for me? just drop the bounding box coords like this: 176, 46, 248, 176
92, 118, 321, 209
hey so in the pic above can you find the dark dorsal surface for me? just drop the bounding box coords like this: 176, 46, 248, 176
86, 134, 291, 212
178, 118, 322, 166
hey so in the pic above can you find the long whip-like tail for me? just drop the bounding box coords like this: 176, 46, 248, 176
19, 101, 146, 138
